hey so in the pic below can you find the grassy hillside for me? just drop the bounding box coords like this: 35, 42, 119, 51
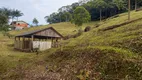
0, 10, 142, 79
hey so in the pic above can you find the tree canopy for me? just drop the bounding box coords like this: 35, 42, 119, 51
0, 7, 24, 22
33, 18, 39, 26
45, 0, 142, 24
72, 6, 90, 28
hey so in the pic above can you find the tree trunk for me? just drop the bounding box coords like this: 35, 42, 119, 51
135, 0, 137, 11
128, 0, 131, 20
100, 9, 102, 22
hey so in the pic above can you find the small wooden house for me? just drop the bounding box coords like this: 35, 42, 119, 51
14, 27, 63, 52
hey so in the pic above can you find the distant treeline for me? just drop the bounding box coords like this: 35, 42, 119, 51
45, 0, 142, 24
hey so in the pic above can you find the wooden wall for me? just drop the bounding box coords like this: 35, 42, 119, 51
14, 40, 32, 51
35, 29, 61, 37
33, 41, 52, 51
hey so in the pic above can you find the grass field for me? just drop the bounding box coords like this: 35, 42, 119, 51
0, 10, 142, 79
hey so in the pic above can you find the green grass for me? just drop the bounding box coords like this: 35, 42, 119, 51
0, 10, 142, 79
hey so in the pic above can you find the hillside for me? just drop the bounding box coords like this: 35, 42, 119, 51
0, 11, 142, 79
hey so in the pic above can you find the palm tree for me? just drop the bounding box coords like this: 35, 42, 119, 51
33, 18, 39, 26
15, 10, 23, 21
10, 9, 16, 21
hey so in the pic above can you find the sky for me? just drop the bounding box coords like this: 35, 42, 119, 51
0, 0, 79, 25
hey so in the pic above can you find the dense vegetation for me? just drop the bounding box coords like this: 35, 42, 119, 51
45, 0, 142, 24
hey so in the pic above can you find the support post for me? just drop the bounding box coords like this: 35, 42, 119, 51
23, 37, 25, 50
51, 38, 54, 47
14, 37, 16, 49
31, 35, 34, 51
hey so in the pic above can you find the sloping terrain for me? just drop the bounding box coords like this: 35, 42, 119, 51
0, 11, 142, 80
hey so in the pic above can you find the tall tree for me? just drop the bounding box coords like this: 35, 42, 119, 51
64, 12, 72, 22
0, 7, 12, 22
0, 8, 24, 22
113, 0, 126, 10
11, 9, 16, 21
91, 0, 108, 22
33, 18, 39, 26
14, 10, 23, 21
0, 14, 9, 31
0, 14, 8, 26
72, 6, 91, 31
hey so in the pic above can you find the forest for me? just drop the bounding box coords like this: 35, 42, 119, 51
45, 0, 142, 24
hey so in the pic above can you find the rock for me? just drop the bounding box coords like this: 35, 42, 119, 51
84, 26, 91, 32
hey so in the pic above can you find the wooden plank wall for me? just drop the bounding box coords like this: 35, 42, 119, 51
33, 41, 52, 51
35, 29, 60, 37
14, 40, 31, 51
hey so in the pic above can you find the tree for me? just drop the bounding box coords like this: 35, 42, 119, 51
0, 14, 9, 31
64, 12, 72, 22
14, 10, 23, 21
72, 6, 91, 31
33, 18, 39, 26
10, 9, 16, 21
0, 8, 24, 22
134, 0, 142, 11
113, 0, 126, 10
0, 14, 8, 25
0, 7, 11, 22
91, 0, 108, 22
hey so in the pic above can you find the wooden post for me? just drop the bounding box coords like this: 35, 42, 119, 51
18, 37, 20, 41
60, 38, 63, 51
14, 37, 16, 49
21, 37, 23, 51
15, 37, 17, 41
55, 38, 58, 48
51, 38, 54, 47
23, 37, 25, 50
31, 35, 34, 51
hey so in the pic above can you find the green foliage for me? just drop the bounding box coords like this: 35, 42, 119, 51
0, 7, 23, 21
113, 0, 126, 10
0, 14, 8, 25
72, 6, 91, 29
11, 9, 23, 21
33, 18, 39, 26
91, 0, 108, 10
64, 12, 72, 22
0, 14, 9, 32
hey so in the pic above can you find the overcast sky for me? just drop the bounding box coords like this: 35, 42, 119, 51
0, 0, 79, 25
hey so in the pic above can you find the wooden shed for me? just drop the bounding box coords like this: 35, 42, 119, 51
14, 27, 63, 52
